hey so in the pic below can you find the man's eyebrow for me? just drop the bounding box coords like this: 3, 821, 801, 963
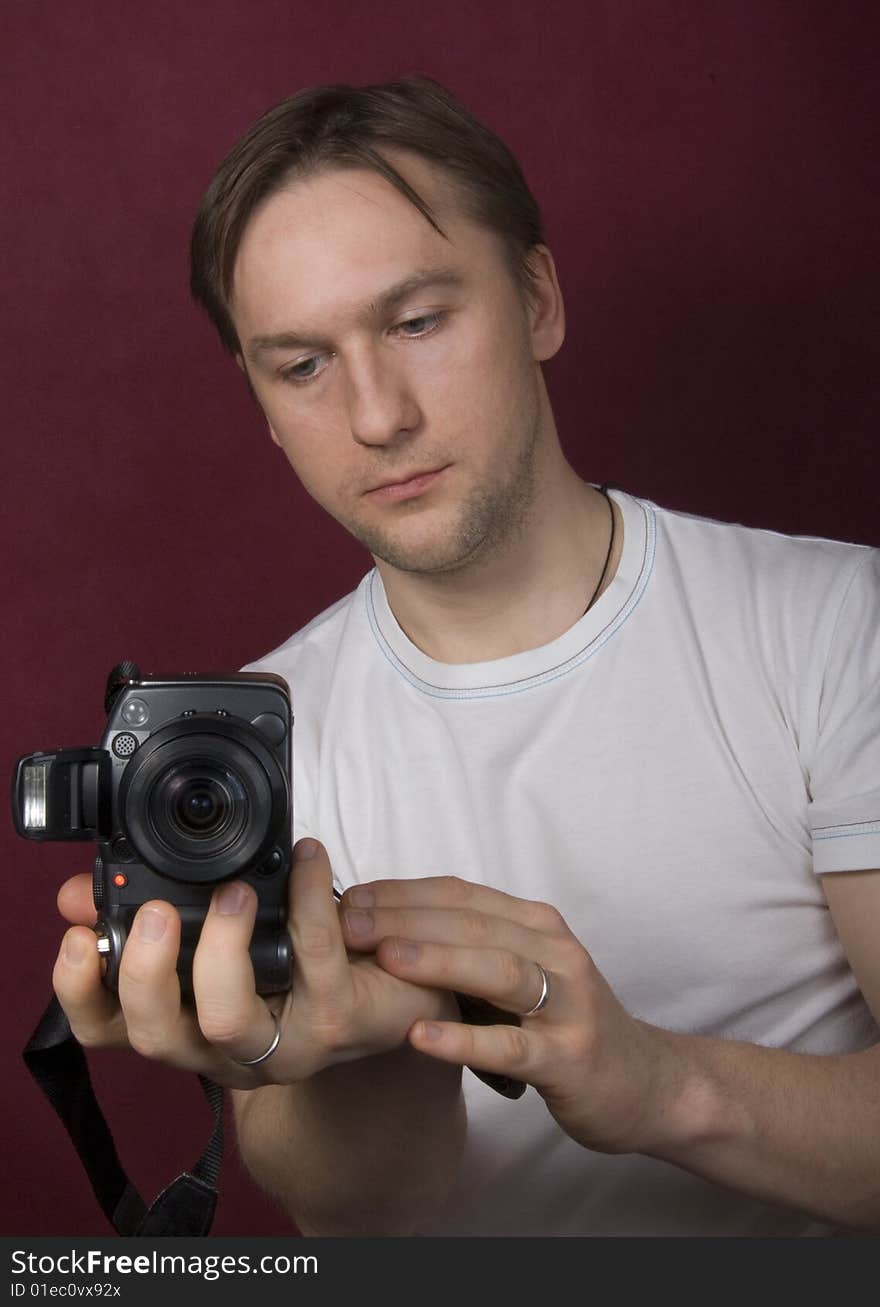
245, 266, 466, 356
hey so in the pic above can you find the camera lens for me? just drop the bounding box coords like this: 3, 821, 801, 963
152, 760, 247, 853
181, 788, 217, 828
163, 765, 245, 841
118, 718, 287, 885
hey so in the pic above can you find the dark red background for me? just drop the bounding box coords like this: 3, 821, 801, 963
2, 1, 877, 1235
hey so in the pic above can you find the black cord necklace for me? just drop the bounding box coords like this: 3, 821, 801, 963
583, 483, 616, 616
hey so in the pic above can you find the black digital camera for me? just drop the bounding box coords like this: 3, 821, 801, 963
12, 663, 292, 996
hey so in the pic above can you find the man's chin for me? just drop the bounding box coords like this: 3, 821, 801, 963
349, 520, 483, 576
341, 477, 527, 576
368, 540, 478, 576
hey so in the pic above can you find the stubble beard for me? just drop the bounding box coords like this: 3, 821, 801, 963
344, 419, 541, 576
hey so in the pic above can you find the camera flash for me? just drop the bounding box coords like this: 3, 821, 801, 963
22, 761, 49, 830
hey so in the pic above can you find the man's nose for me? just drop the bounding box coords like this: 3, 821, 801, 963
343, 347, 422, 447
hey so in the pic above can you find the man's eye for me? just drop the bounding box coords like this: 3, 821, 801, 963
396, 312, 444, 337
281, 355, 328, 384
278, 315, 444, 385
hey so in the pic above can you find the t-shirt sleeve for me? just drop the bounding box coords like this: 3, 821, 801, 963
807, 548, 880, 874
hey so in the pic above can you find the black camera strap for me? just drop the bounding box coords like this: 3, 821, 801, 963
23, 995, 223, 1236
23, 991, 524, 1237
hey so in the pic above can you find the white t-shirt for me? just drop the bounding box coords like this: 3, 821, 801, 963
246, 487, 880, 1236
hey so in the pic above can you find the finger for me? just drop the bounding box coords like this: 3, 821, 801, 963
376, 938, 552, 1018
341, 876, 567, 935
57, 873, 97, 926
341, 904, 548, 966
53, 927, 128, 1049
116, 900, 195, 1068
409, 1016, 540, 1082
288, 838, 352, 1004
191, 879, 278, 1064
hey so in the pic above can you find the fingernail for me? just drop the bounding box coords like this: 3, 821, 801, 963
295, 838, 319, 861
417, 1021, 443, 1042
64, 934, 86, 965
348, 886, 374, 908
135, 908, 168, 941
394, 939, 421, 965
344, 908, 373, 936
216, 882, 249, 915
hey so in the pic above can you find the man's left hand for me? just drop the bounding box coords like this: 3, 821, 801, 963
339, 876, 684, 1155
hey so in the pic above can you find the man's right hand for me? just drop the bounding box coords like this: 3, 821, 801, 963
53, 838, 458, 1089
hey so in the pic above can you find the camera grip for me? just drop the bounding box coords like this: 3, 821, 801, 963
96, 906, 292, 998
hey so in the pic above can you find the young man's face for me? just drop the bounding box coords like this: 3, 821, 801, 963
231, 152, 563, 575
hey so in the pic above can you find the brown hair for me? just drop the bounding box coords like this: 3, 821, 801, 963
189, 75, 545, 355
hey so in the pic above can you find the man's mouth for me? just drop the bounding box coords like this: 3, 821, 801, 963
365, 465, 450, 501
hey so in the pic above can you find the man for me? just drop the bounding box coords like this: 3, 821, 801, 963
55, 76, 880, 1236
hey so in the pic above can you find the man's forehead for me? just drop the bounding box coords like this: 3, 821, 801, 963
240, 151, 460, 254
295, 147, 461, 219
234, 160, 452, 278
230, 157, 498, 346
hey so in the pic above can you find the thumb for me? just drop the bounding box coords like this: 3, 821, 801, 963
288, 836, 337, 917
57, 872, 97, 926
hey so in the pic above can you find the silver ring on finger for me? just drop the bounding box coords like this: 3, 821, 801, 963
521, 962, 551, 1017
230, 1010, 282, 1066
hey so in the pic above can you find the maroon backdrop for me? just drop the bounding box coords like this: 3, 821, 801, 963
2, 1, 877, 1235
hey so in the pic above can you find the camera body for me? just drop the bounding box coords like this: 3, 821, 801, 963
12, 667, 293, 996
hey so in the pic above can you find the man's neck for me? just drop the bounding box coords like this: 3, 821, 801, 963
375, 470, 622, 665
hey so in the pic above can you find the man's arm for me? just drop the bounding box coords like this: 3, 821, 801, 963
338, 870, 880, 1233
631, 867, 880, 1231
626, 866, 874, 1230
628, 1015, 880, 1232
231, 1040, 465, 1237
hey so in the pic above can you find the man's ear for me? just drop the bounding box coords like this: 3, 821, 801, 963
523, 244, 566, 364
